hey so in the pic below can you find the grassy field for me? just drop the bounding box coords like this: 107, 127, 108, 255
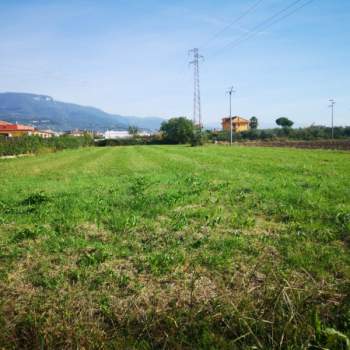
0, 145, 349, 349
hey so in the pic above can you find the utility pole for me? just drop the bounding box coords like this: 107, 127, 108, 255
189, 48, 204, 128
227, 87, 235, 145
329, 99, 336, 140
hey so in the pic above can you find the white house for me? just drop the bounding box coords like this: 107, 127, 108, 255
103, 130, 151, 139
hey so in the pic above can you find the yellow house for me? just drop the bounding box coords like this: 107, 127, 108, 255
222, 116, 250, 133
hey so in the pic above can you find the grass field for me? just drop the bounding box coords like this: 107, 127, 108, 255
1, 145, 350, 349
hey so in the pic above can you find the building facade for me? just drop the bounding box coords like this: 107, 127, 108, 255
222, 116, 250, 133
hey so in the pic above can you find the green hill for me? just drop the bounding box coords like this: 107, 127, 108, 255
0, 92, 164, 131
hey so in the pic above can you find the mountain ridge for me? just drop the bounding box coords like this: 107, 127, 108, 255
0, 92, 165, 131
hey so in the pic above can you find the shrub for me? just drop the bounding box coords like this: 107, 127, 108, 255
95, 137, 149, 147
190, 129, 206, 147
209, 126, 350, 143
0, 135, 93, 156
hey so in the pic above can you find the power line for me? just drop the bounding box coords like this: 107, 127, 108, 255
228, 0, 315, 51
211, 0, 304, 55
187, 1, 313, 127
199, 0, 264, 49
209, 0, 314, 58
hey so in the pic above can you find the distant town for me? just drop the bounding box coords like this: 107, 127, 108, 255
0, 120, 153, 140
0, 115, 252, 139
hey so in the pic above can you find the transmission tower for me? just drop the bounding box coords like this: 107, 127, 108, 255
189, 48, 204, 127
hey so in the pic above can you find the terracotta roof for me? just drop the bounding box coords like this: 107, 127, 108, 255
0, 120, 12, 125
0, 123, 35, 131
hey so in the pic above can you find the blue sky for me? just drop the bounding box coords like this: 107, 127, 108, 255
0, 0, 349, 128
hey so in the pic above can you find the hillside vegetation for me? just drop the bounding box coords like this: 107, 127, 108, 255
0, 92, 164, 131
0, 146, 349, 349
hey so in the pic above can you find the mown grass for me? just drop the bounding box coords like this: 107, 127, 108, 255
0, 145, 349, 349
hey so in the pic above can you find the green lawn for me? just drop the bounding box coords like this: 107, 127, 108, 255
0, 145, 349, 349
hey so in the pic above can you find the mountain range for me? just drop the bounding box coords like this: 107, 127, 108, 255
0, 92, 164, 131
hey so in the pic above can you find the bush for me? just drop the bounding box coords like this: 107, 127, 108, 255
0, 135, 93, 156
190, 129, 206, 147
208, 126, 350, 143
95, 136, 164, 147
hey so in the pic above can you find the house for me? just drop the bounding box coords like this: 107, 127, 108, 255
103, 130, 152, 139
0, 121, 36, 137
33, 130, 56, 138
64, 129, 87, 137
0, 121, 59, 138
104, 130, 131, 139
222, 116, 250, 133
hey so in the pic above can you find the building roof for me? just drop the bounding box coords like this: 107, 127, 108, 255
0, 120, 12, 126
222, 116, 250, 124
0, 122, 35, 132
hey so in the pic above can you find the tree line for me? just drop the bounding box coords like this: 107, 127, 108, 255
210, 126, 350, 142
157, 117, 350, 144
3, 117, 349, 156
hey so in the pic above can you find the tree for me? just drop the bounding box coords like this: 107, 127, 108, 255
128, 125, 139, 136
190, 128, 206, 147
276, 117, 294, 128
160, 117, 194, 144
250, 116, 258, 129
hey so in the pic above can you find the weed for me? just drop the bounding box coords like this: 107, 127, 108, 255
231, 212, 256, 229
21, 192, 50, 206
89, 270, 117, 289
184, 174, 206, 195
129, 176, 150, 196
28, 264, 61, 289
11, 226, 43, 242
77, 248, 109, 267
170, 212, 188, 231
66, 269, 83, 285
147, 251, 184, 275
335, 207, 350, 232
116, 273, 130, 288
